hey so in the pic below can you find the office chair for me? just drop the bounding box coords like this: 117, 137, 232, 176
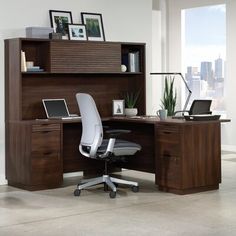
74, 93, 141, 198
174, 99, 212, 116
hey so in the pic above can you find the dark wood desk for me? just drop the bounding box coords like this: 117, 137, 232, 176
4, 38, 226, 194
6, 117, 225, 194
107, 117, 225, 194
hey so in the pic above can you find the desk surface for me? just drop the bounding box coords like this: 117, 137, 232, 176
109, 116, 230, 125
9, 116, 230, 125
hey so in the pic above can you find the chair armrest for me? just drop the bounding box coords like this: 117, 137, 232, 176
105, 129, 131, 138
98, 138, 116, 159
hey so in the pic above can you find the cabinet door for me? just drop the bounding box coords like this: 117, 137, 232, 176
31, 124, 62, 187
50, 41, 121, 73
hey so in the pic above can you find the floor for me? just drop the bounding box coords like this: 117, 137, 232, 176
0, 154, 236, 236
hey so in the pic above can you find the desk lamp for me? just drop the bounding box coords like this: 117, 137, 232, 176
150, 72, 192, 112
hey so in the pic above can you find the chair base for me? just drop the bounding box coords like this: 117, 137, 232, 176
74, 175, 139, 197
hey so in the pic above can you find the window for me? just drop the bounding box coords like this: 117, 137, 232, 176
181, 5, 226, 113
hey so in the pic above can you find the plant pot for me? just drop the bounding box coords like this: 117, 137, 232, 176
125, 108, 138, 116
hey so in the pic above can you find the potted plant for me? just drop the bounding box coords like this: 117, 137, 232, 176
161, 76, 177, 116
124, 90, 140, 116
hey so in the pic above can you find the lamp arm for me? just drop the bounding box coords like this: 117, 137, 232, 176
177, 73, 192, 111
183, 89, 192, 112
150, 72, 192, 112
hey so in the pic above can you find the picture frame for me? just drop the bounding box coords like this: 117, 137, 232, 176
49, 10, 73, 39
81, 12, 105, 41
112, 100, 125, 116
68, 24, 87, 41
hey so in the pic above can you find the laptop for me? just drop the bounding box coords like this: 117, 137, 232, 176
42, 99, 80, 119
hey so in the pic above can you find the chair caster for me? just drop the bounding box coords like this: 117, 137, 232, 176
109, 191, 116, 199
131, 186, 139, 192
74, 189, 81, 197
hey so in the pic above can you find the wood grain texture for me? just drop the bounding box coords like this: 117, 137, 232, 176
104, 121, 155, 173
21, 74, 145, 119
5, 38, 146, 190
50, 41, 121, 73
155, 121, 221, 194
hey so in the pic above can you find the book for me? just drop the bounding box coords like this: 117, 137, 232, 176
128, 51, 140, 72
21, 50, 27, 72
27, 68, 44, 72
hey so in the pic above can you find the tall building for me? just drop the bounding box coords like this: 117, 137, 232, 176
215, 56, 223, 80
200, 61, 214, 88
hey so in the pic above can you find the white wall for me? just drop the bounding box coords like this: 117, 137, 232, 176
0, 0, 153, 184
167, 0, 236, 150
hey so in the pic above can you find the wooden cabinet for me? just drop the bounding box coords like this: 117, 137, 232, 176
5, 38, 146, 190
31, 124, 62, 186
155, 121, 221, 194
156, 124, 181, 189
50, 41, 121, 73
6, 122, 63, 190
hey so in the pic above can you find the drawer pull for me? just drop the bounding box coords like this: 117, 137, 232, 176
163, 154, 171, 158
41, 131, 51, 134
163, 155, 178, 162
163, 131, 172, 134
43, 152, 53, 156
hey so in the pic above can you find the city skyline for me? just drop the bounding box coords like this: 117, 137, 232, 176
183, 4, 226, 111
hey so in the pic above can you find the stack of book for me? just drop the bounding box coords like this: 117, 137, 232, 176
27, 66, 44, 72
122, 51, 140, 73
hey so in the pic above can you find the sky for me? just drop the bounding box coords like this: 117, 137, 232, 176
182, 4, 226, 68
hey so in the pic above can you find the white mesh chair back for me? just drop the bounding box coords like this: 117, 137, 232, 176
76, 93, 103, 158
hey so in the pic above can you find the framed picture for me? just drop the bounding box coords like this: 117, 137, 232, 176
49, 10, 73, 39
68, 24, 87, 41
112, 100, 125, 116
81, 12, 105, 41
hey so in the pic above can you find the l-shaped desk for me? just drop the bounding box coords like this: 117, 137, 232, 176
4, 38, 227, 195
6, 116, 227, 194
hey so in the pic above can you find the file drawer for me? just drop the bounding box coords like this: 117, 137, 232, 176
158, 155, 181, 188
30, 124, 62, 186
156, 124, 180, 143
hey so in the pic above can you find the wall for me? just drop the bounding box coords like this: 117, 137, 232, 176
0, 0, 153, 184
167, 0, 236, 150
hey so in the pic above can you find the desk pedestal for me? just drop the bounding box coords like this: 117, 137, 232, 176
155, 121, 221, 194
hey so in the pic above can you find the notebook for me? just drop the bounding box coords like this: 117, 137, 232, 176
42, 99, 80, 119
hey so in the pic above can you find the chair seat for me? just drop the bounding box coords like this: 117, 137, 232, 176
98, 139, 141, 156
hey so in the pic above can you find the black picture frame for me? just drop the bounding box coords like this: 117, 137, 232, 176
49, 10, 73, 39
68, 24, 88, 41
81, 12, 105, 41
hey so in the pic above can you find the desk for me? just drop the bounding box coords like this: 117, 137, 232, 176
4, 38, 226, 194
6, 117, 226, 194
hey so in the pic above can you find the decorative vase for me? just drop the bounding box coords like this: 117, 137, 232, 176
125, 108, 138, 116
121, 64, 127, 72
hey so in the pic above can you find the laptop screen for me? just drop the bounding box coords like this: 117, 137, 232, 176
42, 99, 70, 118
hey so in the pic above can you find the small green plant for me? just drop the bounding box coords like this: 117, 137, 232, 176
161, 76, 177, 116
124, 90, 140, 108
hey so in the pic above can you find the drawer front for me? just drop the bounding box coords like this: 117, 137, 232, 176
31, 125, 62, 186
31, 153, 62, 185
156, 124, 180, 143
158, 142, 180, 157
31, 130, 61, 154
32, 124, 60, 132
158, 155, 181, 188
